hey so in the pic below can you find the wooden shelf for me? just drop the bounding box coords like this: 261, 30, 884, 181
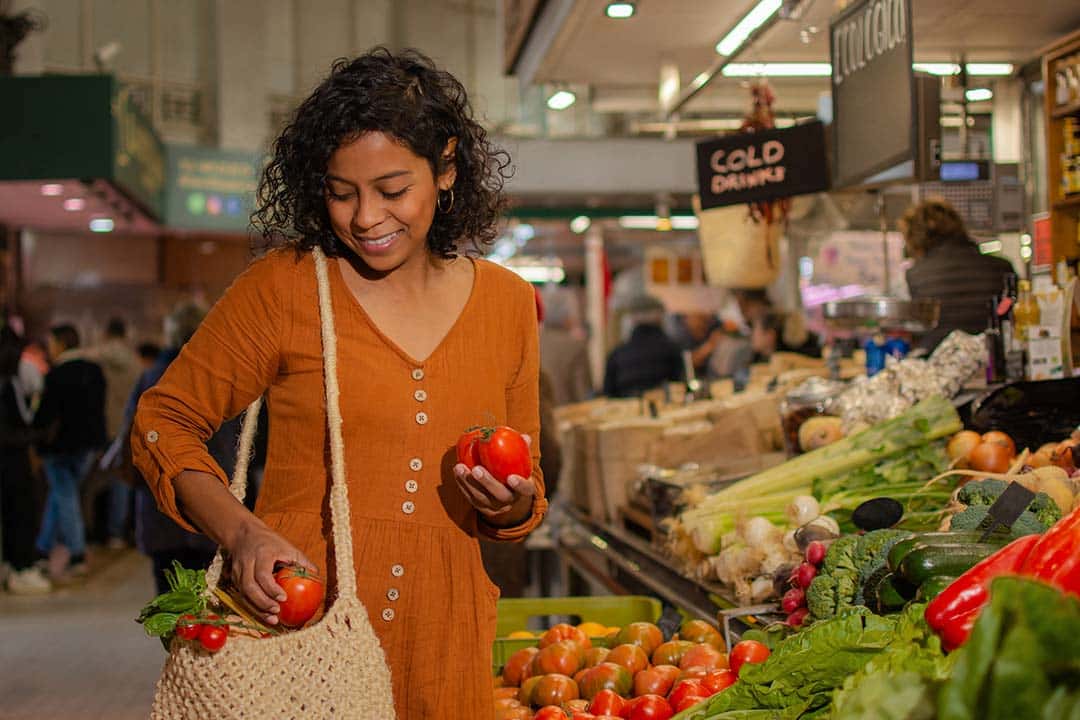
1052, 100, 1080, 120
1053, 195, 1080, 211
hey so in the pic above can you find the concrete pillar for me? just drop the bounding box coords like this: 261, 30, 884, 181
213, 0, 268, 151
584, 225, 605, 393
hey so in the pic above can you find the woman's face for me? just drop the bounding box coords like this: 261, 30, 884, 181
324, 131, 455, 274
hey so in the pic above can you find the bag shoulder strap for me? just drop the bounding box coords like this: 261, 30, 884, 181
205, 247, 358, 600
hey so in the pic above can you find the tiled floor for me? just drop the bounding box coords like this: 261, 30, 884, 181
0, 549, 163, 719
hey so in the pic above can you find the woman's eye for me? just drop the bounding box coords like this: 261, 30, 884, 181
382, 187, 408, 200
326, 189, 353, 201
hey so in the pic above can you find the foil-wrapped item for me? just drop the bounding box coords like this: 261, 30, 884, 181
836, 331, 985, 431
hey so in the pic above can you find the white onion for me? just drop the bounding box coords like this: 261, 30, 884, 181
742, 516, 778, 547
750, 576, 775, 603
786, 495, 821, 527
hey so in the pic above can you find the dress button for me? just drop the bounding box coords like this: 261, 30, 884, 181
146, 430, 159, 443
387, 588, 400, 601
391, 564, 405, 577
414, 389, 427, 402
409, 458, 423, 472
382, 608, 395, 622
402, 501, 416, 514
411, 368, 424, 381
405, 480, 418, 493
415, 412, 428, 425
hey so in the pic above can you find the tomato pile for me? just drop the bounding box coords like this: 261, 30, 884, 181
457, 425, 532, 485
493, 619, 769, 719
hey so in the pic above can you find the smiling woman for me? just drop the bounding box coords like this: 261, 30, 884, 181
252, 48, 512, 260
131, 47, 546, 720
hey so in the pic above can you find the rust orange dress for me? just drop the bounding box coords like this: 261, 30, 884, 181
131, 249, 547, 719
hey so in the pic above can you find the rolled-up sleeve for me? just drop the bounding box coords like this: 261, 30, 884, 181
479, 280, 548, 542
131, 253, 286, 532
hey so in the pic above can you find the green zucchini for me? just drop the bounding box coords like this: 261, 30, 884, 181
886, 532, 1007, 573
897, 544, 1002, 586
874, 573, 910, 612
916, 575, 959, 602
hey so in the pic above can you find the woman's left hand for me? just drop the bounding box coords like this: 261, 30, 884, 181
454, 434, 537, 526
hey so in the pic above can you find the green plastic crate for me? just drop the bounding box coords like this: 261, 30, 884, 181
492, 595, 662, 674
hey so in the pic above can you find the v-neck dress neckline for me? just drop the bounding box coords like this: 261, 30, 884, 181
330, 256, 480, 367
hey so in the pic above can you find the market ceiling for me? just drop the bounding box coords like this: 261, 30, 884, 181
523, 0, 1080, 116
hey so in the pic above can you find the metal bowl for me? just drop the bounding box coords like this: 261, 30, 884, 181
822, 296, 941, 333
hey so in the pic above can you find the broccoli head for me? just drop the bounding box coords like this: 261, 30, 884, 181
1027, 492, 1063, 528
807, 574, 838, 620
822, 534, 860, 575
956, 478, 1009, 507
853, 529, 916, 585
949, 505, 1048, 538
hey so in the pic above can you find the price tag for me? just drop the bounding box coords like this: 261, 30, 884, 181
978, 482, 1037, 542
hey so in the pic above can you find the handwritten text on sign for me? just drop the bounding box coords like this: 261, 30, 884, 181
695, 121, 829, 210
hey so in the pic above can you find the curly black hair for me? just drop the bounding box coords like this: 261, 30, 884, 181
252, 47, 513, 259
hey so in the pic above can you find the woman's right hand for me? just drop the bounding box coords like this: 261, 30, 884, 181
226, 520, 315, 625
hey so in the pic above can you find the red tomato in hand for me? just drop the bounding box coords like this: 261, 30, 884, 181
477, 426, 532, 484
197, 624, 227, 652
626, 694, 674, 720
175, 614, 201, 641
274, 564, 325, 627
729, 640, 770, 677
456, 428, 483, 469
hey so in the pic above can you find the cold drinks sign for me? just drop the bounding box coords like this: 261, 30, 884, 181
694, 120, 829, 210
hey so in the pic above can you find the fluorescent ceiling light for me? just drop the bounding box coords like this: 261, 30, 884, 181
716, 0, 782, 56
570, 215, 591, 234
605, 2, 635, 19
618, 215, 699, 230
913, 62, 961, 75
62, 198, 86, 211
40, 183, 64, 196
979, 240, 1003, 255
547, 90, 576, 110
966, 88, 993, 102
966, 63, 1013, 76
89, 217, 114, 233
722, 62, 832, 77
913, 62, 1014, 77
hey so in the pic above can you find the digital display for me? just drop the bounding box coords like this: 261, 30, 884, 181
939, 161, 987, 182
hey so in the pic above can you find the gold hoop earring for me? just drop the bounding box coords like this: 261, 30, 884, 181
437, 188, 454, 213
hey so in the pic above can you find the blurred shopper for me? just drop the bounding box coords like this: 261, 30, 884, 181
83, 318, 140, 548
539, 287, 592, 406
603, 295, 683, 397
1, 325, 51, 594
136, 342, 161, 372
901, 198, 1014, 350
119, 304, 222, 594
670, 311, 724, 380
33, 324, 107, 578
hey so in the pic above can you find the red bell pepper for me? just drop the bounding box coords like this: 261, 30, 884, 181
924, 534, 1039, 649
1020, 503, 1080, 594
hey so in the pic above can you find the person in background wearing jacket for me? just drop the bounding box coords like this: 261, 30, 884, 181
33, 324, 107, 579
901, 198, 1014, 350
1, 325, 51, 594
83, 317, 140, 549
603, 294, 684, 398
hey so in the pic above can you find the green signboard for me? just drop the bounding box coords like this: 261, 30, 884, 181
164, 145, 260, 232
112, 85, 167, 219
0, 74, 166, 219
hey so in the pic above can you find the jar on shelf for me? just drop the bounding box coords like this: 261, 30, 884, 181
779, 377, 847, 457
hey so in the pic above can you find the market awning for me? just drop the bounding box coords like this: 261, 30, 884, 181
0, 74, 165, 234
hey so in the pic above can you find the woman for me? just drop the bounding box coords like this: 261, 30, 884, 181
131, 48, 546, 718
901, 198, 1014, 350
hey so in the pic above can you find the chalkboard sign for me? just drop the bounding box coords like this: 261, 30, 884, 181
694, 120, 830, 210
829, 0, 915, 188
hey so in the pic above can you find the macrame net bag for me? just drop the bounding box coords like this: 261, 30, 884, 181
151, 247, 397, 719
